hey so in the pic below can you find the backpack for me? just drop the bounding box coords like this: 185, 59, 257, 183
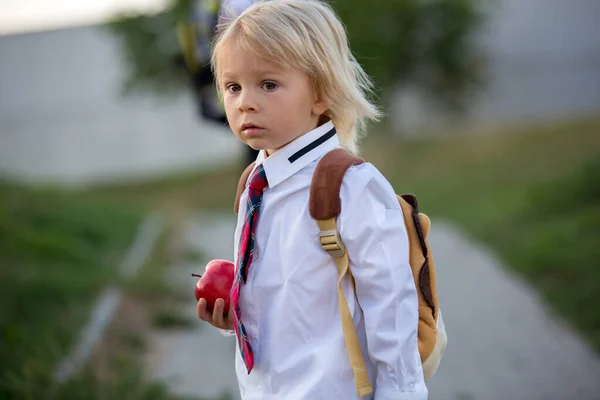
234, 148, 447, 397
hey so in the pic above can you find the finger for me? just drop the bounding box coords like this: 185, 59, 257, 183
197, 298, 211, 322
224, 307, 234, 330
212, 298, 225, 328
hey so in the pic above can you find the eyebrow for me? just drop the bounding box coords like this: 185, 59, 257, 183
221, 69, 283, 80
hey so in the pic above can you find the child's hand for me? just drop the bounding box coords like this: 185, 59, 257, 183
197, 298, 234, 330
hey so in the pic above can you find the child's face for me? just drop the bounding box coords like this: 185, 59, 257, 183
218, 42, 328, 155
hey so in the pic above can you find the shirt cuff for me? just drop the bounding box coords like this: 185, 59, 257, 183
374, 388, 428, 400
217, 328, 236, 337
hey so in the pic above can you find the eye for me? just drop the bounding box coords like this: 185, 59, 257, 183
261, 81, 278, 91
226, 83, 241, 93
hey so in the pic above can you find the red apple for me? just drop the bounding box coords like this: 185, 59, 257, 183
193, 259, 235, 315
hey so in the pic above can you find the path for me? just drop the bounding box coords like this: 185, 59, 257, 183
147, 212, 600, 400
145, 212, 240, 400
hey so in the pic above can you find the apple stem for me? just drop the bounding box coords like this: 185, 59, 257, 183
191, 273, 202, 278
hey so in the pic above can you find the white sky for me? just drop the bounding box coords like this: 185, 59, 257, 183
0, 0, 170, 36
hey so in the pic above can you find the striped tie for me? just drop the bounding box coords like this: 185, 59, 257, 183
231, 164, 268, 373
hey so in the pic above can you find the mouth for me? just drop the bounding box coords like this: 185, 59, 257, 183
240, 123, 265, 136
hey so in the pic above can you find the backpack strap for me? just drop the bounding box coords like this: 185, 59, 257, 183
310, 149, 373, 397
309, 148, 364, 219
234, 162, 256, 214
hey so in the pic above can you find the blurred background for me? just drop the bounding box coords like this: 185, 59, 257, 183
1, 1, 599, 399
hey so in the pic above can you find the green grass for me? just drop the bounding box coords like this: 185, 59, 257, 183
362, 115, 600, 349
80, 162, 246, 214
0, 182, 178, 399
9, 361, 192, 400
0, 181, 222, 399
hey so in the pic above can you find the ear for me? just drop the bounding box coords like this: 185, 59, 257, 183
312, 95, 328, 116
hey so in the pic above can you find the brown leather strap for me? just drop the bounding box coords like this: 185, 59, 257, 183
234, 162, 256, 214
309, 148, 365, 220
401, 193, 419, 212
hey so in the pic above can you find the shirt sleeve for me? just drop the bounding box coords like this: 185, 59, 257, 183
338, 163, 428, 400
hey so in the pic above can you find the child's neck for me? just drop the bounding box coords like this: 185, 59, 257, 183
265, 117, 330, 158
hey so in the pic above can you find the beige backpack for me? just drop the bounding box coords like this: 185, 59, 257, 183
234, 148, 447, 397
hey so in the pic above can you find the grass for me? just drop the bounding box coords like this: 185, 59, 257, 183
0, 182, 143, 398
0, 182, 216, 399
79, 162, 246, 215
362, 114, 600, 349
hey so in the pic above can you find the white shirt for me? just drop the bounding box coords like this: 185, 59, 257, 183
228, 121, 428, 400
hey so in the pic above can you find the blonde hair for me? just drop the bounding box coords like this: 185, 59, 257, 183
211, 0, 382, 154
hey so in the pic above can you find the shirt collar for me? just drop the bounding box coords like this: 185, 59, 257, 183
256, 120, 339, 188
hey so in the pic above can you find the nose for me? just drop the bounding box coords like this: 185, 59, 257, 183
237, 88, 258, 113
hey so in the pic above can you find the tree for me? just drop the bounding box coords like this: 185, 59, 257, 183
107, 0, 485, 114
332, 0, 486, 112
107, 0, 195, 96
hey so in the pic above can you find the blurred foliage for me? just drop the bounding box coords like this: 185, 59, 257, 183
107, 0, 486, 111
108, 0, 196, 96
332, 0, 486, 110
